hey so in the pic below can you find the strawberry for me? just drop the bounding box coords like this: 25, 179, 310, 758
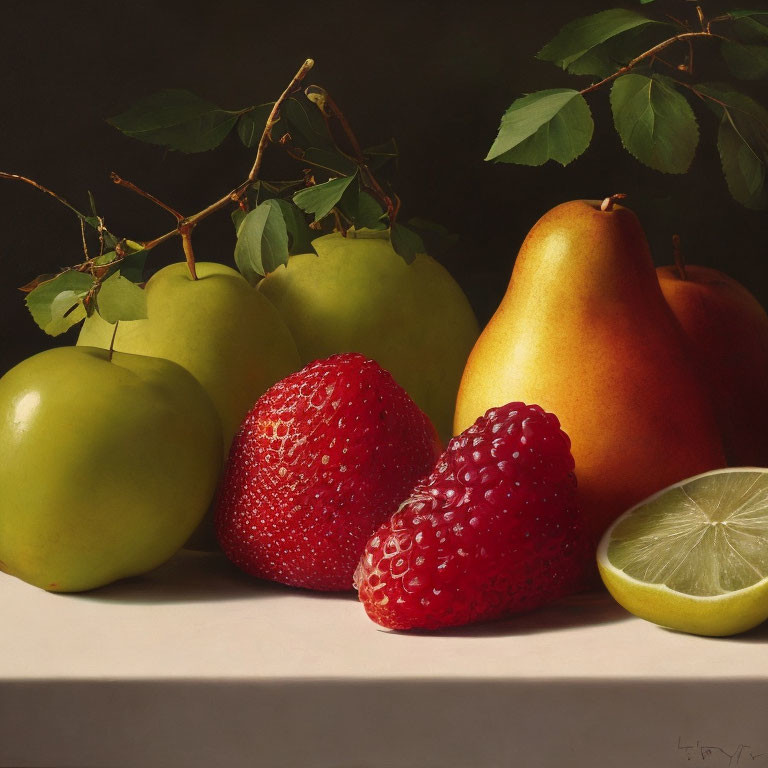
215, 353, 441, 591
354, 402, 591, 630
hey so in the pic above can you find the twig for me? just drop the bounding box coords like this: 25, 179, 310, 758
143, 58, 316, 252
110, 172, 184, 221
304, 84, 396, 223
580, 31, 724, 97
673, 79, 730, 110
307, 85, 366, 164
0, 172, 86, 219
246, 58, 315, 185
80, 218, 89, 260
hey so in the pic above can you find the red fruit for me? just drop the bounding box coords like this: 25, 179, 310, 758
215, 353, 441, 591
355, 402, 590, 630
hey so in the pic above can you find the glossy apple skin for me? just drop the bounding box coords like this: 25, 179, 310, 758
258, 231, 479, 443
78, 261, 301, 453
658, 264, 768, 466
0, 346, 222, 592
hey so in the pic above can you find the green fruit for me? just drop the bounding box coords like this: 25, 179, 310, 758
78, 261, 301, 452
257, 230, 479, 442
598, 468, 768, 637
0, 346, 222, 592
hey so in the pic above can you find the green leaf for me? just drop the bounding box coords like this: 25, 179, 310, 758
695, 83, 768, 209
234, 199, 290, 282
93, 245, 147, 283
236, 103, 273, 148
83, 216, 119, 249
108, 89, 239, 153
486, 89, 593, 166
231, 208, 247, 233
564, 22, 672, 78
406, 218, 459, 257
245, 179, 305, 208
722, 10, 768, 19
303, 147, 358, 176
537, 9, 657, 73
640, 0, 655, 4
364, 138, 399, 171
344, 190, 387, 230
292, 174, 357, 221
267, 198, 314, 254
96, 273, 148, 324
610, 74, 699, 174
718, 115, 768, 209
25, 271, 94, 336
722, 41, 768, 79
118, 248, 148, 283
276, 96, 334, 150
725, 11, 768, 44
390, 224, 424, 265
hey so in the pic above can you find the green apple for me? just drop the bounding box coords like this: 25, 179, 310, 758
78, 261, 301, 453
0, 346, 222, 592
257, 230, 480, 443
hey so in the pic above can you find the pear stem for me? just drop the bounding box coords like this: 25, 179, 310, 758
108, 320, 119, 362
672, 234, 688, 281
600, 193, 627, 212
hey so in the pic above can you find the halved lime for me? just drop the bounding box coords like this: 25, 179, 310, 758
597, 468, 768, 636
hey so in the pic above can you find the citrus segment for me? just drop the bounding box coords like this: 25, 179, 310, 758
597, 468, 768, 636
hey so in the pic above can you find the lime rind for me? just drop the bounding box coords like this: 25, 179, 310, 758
597, 468, 768, 636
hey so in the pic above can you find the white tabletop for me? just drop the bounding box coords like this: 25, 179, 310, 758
2, 550, 768, 768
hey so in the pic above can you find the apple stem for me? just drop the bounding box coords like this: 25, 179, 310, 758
180, 225, 198, 280
673, 234, 688, 280
601, 193, 627, 212
108, 321, 119, 362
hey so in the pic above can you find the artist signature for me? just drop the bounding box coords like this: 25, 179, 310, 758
678, 738, 768, 765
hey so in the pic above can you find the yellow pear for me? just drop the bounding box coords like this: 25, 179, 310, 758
455, 199, 725, 543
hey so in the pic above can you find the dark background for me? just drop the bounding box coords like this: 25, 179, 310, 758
1, 0, 766, 375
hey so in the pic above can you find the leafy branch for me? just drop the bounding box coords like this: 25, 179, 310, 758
487, 6, 768, 209
3, 58, 427, 337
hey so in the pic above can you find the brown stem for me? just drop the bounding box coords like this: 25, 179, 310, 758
245, 58, 315, 186
141, 59, 315, 252
308, 86, 366, 164
0, 171, 85, 219
673, 79, 731, 110
180, 225, 198, 280
108, 320, 119, 362
110, 172, 184, 221
282, 145, 350, 176
304, 84, 396, 224
600, 193, 627, 212
687, 38, 694, 75
580, 32, 725, 97
80, 218, 89, 260
672, 234, 688, 280
696, 5, 706, 32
